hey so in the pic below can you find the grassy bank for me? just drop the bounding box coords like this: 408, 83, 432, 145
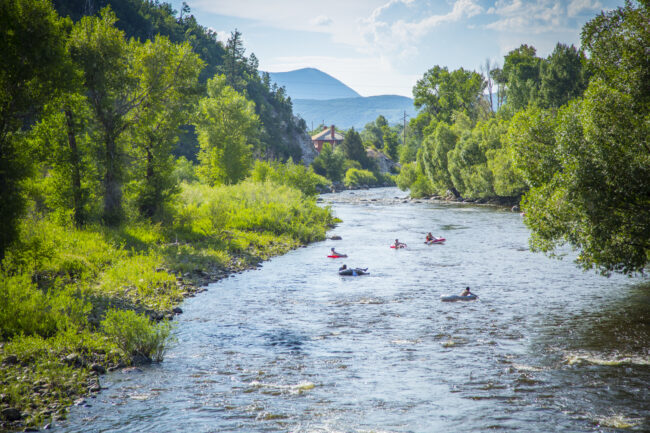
0, 180, 334, 431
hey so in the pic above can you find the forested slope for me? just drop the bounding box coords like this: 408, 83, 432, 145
53, 0, 308, 161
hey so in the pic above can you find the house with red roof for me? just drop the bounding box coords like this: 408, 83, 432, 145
311, 125, 344, 153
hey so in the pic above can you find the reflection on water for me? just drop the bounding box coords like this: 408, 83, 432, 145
57, 188, 649, 433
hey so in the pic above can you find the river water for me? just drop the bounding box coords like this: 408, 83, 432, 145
58, 187, 649, 432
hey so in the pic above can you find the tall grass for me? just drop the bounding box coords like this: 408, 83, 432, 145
174, 180, 333, 244
101, 309, 173, 362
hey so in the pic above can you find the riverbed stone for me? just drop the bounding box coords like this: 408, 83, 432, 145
1, 408, 22, 421
90, 363, 106, 374
64, 353, 80, 366
2, 355, 18, 365
172, 307, 183, 314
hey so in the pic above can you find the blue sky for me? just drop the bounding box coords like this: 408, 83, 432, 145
169, 0, 624, 97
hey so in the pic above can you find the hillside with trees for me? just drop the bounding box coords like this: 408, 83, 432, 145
53, 0, 310, 162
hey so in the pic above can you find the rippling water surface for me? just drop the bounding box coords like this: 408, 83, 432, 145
58, 188, 649, 432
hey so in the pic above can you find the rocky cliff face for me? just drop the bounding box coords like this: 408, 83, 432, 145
366, 148, 397, 173
294, 126, 318, 165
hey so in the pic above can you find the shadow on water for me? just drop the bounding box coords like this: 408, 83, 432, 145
531, 281, 650, 432
262, 329, 308, 353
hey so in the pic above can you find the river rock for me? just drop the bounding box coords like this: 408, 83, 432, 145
64, 353, 80, 367
90, 363, 106, 374
2, 355, 18, 365
1, 408, 22, 421
329, 235, 342, 240
172, 307, 183, 314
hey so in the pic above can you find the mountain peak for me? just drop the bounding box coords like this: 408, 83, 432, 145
267, 68, 361, 100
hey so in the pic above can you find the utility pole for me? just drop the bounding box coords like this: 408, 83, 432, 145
402, 111, 408, 147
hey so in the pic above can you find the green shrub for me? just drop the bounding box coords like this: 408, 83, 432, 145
0, 274, 90, 340
101, 309, 173, 362
98, 251, 179, 310
396, 162, 418, 190
344, 168, 377, 187
250, 160, 329, 195
409, 173, 436, 198
175, 181, 333, 243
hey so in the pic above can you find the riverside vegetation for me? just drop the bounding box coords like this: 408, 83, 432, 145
390, 2, 649, 276
1, 174, 334, 429
0, 178, 333, 430
0, 0, 333, 430
1, 0, 648, 429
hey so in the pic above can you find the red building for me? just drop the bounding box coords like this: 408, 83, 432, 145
311, 125, 344, 153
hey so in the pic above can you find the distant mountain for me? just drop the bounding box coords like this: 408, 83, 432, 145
267, 68, 361, 100
293, 95, 418, 130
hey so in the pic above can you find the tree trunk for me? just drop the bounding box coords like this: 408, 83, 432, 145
65, 108, 84, 226
103, 133, 122, 225
140, 144, 155, 218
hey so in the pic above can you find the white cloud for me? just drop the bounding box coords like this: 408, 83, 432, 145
358, 0, 483, 57
567, 0, 602, 17
207, 28, 230, 44
484, 0, 574, 34
310, 15, 333, 26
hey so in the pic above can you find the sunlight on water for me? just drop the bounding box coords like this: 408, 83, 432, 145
593, 414, 643, 429
565, 352, 650, 366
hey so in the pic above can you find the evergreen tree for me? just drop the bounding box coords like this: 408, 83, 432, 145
341, 128, 371, 169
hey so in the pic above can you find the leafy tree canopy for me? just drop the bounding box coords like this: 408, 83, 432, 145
413, 65, 486, 123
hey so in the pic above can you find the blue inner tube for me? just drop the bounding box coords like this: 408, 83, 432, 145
441, 294, 477, 302
339, 268, 368, 276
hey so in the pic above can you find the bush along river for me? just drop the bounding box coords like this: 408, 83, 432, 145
55, 187, 649, 432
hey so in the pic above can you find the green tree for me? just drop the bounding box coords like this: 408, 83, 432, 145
382, 126, 400, 160
539, 43, 587, 108
220, 29, 247, 92
28, 93, 98, 226
127, 36, 203, 218
195, 75, 260, 185
413, 66, 486, 123
502, 44, 542, 110
68, 8, 135, 225
520, 82, 649, 275
0, 0, 70, 258
511, 2, 650, 274
507, 107, 559, 188
581, 0, 649, 105
341, 128, 371, 169
419, 123, 460, 197
311, 144, 345, 182
361, 115, 387, 149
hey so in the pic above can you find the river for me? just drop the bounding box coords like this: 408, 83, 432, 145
57, 187, 649, 432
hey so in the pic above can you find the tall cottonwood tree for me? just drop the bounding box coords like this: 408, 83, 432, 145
413, 66, 486, 123
69, 8, 205, 224
0, 0, 70, 259
28, 93, 97, 226
510, 0, 650, 275
128, 36, 203, 218
195, 75, 260, 185
68, 9, 135, 225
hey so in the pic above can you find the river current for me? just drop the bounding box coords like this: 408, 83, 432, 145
58, 187, 649, 432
